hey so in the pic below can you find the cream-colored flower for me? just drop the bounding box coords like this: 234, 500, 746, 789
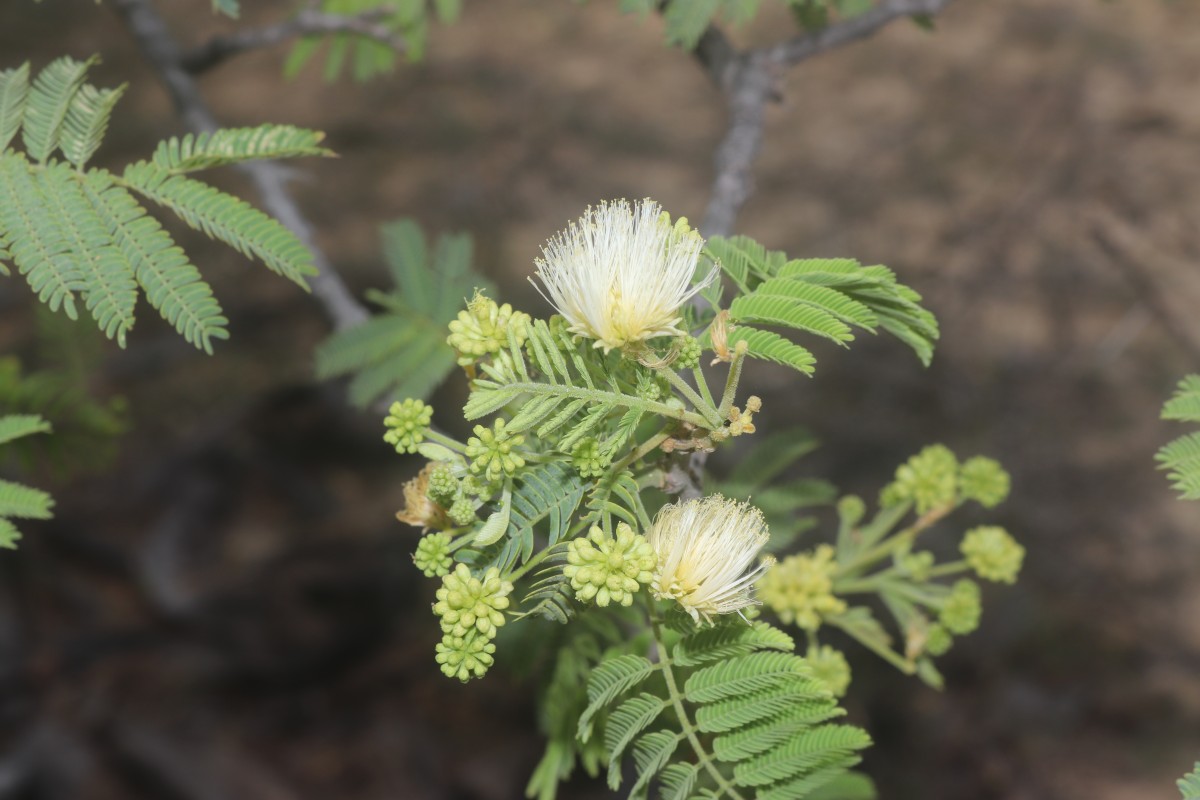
647, 495, 773, 624
532, 198, 714, 352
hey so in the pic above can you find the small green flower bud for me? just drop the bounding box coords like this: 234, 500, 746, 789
563, 523, 658, 608
881, 444, 959, 514
806, 645, 851, 698
958, 456, 1010, 508
459, 474, 495, 502
836, 495, 866, 528
925, 624, 953, 656
938, 579, 982, 635
961, 525, 1024, 584
675, 336, 703, 370
414, 532, 453, 577
427, 463, 459, 506
383, 399, 433, 454
447, 291, 531, 365
571, 438, 611, 479
898, 550, 935, 582
435, 629, 496, 682
757, 545, 846, 632
635, 371, 664, 402
465, 419, 526, 482
433, 564, 513, 638
448, 497, 477, 526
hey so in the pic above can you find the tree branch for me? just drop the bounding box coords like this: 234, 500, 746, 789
110, 0, 370, 332
181, 8, 406, 74
695, 0, 958, 238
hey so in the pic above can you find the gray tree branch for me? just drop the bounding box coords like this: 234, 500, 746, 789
110, 0, 370, 332
181, 8, 406, 74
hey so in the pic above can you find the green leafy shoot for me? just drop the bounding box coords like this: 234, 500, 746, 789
1158, 374, 1200, 500
0, 411, 54, 549
315, 219, 491, 407
0, 57, 332, 352
285, 0, 463, 81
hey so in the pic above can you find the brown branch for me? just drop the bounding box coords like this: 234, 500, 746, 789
110, 0, 370, 332
181, 8, 406, 74
695, 0, 957, 237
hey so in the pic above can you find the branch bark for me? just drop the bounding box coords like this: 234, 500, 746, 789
110, 0, 370, 332
181, 8, 406, 74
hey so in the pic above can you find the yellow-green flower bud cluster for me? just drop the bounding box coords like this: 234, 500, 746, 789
447, 291, 530, 365
465, 419, 526, 482
898, 551, 935, 582
938, 579, 982, 634
924, 623, 953, 656
433, 564, 513, 681
881, 444, 959, 514
960, 525, 1023, 584
675, 336, 703, 370
635, 370, 665, 402
435, 629, 496, 682
570, 438, 611, 479
958, 456, 1011, 508
563, 523, 658, 608
757, 545, 846, 631
427, 464, 458, 506
383, 399, 433, 454
806, 645, 851, 698
414, 532, 453, 577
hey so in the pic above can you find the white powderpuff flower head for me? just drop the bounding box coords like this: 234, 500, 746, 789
647, 494, 774, 624
532, 198, 716, 352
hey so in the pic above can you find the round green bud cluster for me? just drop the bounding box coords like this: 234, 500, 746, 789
435, 629, 496, 682
414, 532, 453, 577
447, 291, 531, 365
881, 444, 959, 514
427, 463, 459, 506
383, 399, 433, 454
836, 495, 866, 528
563, 523, 658, 608
434, 564, 513, 638
898, 550, 935, 582
571, 438, 611, 479
757, 545, 846, 632
675, 336, 703, 370
806, 645, 851, 698
465, 419, 526, 482
460, 474, 495, 502
958, 456, 1011, 508
924, 624, 953, 656
938, 579, 982, 635
635, 371, 665, 402
960, 525, 1024, 584
448, 497, 477, 526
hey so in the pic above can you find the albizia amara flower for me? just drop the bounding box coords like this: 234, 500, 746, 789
647, 495, 774, 624
532, 198, 714, 352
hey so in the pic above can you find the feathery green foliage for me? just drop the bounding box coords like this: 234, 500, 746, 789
703, 237, 938, 373
212, 0, 240, 18
0, 57, 329, 352
577, 615, 871, 799
285, 0, 462, 81
1180, 762, 1200, 799
616, 0, 878, 49
0, 411, 53, 549
1158, 375, 1200, 500
315, 219, 490, 406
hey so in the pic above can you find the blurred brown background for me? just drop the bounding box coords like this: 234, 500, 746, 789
2, 0, 1200, 798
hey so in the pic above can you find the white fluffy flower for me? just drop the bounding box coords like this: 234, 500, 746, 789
532, 198, 714, 352
647, 495, 774, 624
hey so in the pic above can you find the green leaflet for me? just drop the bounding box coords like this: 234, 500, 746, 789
0, 412, 54, 550
0, 58, 329, 350
315, 219, 490, 407
1159, 375, 1200, 500
1180, 762, 1200, 800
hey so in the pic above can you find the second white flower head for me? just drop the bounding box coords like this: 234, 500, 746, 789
533, 198, 714, 352
647, 494, 774, 624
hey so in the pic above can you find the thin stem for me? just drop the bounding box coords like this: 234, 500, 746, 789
507, 542, 565, 583
836, 504, 954, 577
692, 365, 717, 411
425, 429, 467, 453
656, 367, 723, 429
926, 559, 970, 578
612, 428, 674, 477
829, 618, 914, 674
650, 616, 748, 800
717, 342, 749, 419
